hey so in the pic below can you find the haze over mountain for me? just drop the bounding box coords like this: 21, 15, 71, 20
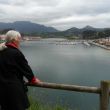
51, 25, 106, 37
0, 21, 58, 33
66, 25, 104, 33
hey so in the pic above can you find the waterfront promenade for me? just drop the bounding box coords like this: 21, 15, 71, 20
89, 41, 110, 50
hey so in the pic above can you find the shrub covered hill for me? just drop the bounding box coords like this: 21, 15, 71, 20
0, 21, 110, 39
44, 25, 110, 39
0, 21, 58, 33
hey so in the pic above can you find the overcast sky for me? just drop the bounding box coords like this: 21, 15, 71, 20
0, 0, 110, 30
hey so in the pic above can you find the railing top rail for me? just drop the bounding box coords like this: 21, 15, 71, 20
27, 81, 110, 110
27, 82, 101, 94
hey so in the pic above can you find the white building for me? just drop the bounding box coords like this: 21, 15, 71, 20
0, 35, 6, 40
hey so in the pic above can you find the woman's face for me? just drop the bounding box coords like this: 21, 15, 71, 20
14, 36, 21, 47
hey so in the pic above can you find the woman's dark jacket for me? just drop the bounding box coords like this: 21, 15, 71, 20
0, 44, 34, 109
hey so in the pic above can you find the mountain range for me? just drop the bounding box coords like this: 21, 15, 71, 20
0, 21, 58, 33
0, 21, 109, 38
64, 25, 104, 34
44, 25, 107, 38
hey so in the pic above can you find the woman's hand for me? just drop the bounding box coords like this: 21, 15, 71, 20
30, 77, 42, 84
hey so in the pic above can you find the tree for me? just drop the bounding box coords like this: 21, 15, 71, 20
97, 31, 106, 39
82, 30, 97, 39
104, 29, 110, 37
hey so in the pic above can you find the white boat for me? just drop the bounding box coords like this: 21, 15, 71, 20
83, 41, 90, 46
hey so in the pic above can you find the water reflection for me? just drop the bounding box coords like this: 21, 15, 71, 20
21, 39, 110, 110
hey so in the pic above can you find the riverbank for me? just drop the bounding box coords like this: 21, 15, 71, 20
89, 41, 110, 50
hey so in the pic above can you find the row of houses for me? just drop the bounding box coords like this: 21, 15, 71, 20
0, 35, 41, 41
22, 36, 41, 41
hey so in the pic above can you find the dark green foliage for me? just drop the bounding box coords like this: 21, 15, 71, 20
82, 30, 97, 39
0, 28, 14, 34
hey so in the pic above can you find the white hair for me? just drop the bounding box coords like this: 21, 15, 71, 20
5, 30, 21, 43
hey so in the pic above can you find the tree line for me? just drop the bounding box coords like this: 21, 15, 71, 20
1, 28, 110, 39
82, 29, 110, 39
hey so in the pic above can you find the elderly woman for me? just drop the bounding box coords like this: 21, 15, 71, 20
0, 30, 41, 110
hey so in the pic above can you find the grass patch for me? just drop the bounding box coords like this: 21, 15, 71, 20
0, 40, 5, 43
28, 96, 68, 110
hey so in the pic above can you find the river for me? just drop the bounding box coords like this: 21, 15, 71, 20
20, 39, 110, 110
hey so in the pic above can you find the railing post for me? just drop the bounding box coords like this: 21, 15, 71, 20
100, 81, 110, 110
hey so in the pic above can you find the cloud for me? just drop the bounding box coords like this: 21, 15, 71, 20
48, 13, 110, 30
0, 0, 110, 30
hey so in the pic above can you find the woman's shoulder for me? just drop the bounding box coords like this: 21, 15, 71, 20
6, 46, 24, 57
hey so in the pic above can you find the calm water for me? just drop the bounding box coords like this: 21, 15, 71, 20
21, 39, 110, 110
